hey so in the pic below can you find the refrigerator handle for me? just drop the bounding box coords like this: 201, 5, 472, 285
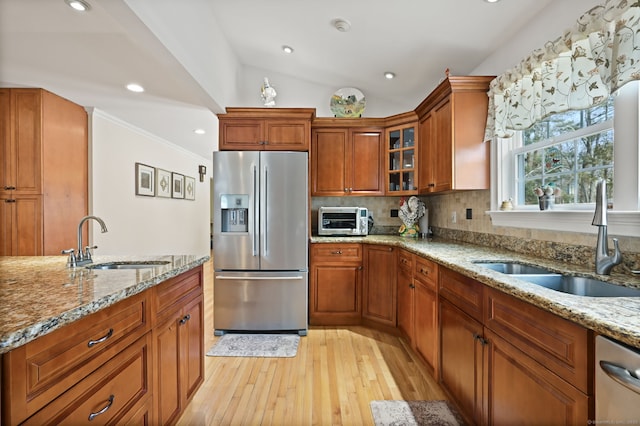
252, 164, 258, 257
263, 164, 268, 256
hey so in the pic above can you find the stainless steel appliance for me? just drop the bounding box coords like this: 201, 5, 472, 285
595, 335, 640, 421
212, 151, 308, 335
318, 206, 369, 236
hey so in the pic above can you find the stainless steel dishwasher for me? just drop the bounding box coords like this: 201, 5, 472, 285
596, 335, 640, 421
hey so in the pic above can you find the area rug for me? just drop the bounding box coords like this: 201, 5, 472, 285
370, 400, 464, 426
206, 333, 300, 358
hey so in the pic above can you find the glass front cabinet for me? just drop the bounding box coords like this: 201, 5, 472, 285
386, 122, 417, 195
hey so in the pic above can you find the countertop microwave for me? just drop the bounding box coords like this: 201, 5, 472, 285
318, 206, 368, 236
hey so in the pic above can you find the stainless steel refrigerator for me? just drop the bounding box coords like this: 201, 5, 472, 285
212, 151, 308, 335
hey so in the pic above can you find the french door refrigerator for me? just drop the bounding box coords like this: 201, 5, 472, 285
212, 151, 308, 335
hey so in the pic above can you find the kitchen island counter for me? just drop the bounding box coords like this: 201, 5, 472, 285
311, 235, 640, 348
0, 254, 209, 354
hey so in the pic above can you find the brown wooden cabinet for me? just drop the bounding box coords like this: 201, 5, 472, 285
413, 257, 439, 374
362, 245, 397, 328
1, 266, 204, 426
153, 267, 204, 426
218, 107, 315, 151
397, 250, 415, 342
311, 119, 385, 196
386, 112, 418, 195
309, 243, 363, 325
415, 75, 494, 194
0, 88, 87, 256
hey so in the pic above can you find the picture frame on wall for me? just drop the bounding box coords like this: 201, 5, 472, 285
172, 173, 185, 199
185, 176, 196, 200
156, 168, 172, 198
135, 163, 155, 196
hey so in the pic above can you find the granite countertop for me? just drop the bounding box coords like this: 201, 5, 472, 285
311, 235, 640, 349
0, 254, 209, 354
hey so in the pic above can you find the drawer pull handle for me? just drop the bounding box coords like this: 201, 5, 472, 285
88, 394, 114, 421
420, 268, 428, 275
88, 328, 113, 348
180, 314, 191, 325
473, 333, 488, 346
331, 250, 342, 255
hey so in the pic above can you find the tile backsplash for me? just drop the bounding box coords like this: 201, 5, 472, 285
311, 191, 640, 275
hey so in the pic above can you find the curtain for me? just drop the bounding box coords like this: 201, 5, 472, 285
485, 0, 640, 141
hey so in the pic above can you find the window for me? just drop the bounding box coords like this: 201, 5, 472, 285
514, 97, 614, 208
489, 81, 640, 237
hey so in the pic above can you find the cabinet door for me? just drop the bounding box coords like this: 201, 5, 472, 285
417, 113, 433, 193
362, 245, 397, 326
264, 119, 310, 151
182, 295, 204, 403
0, 89, 11, 195
431, 99, 453, 193
10, 89, 42, 195
219, 118, 265, 150
414, 281, 438, 373
397, 266, 414, 343
310, 264, 362, 325
350, 129, 384, 195
0, 195, 42, 256
484, 330, 590, 426
440, 299, 483, 425
311, 128, 348, 196
154, 306, 183, 426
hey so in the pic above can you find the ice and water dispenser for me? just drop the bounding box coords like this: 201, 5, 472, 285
220, 194, 249, 232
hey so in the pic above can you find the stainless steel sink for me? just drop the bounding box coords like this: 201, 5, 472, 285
473, 261, 554, 275
86, 261, 170, 270
519, 275, 640, 297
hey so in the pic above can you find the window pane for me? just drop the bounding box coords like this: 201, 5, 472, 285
576, 130, 613, 170
544, 143, 575, 175
521, 149, 544, 178
577, 169, 613, 203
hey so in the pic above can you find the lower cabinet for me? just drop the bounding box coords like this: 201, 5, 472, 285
413, 257, 439, 375
309, 243, 363, 325
396, 250, 415, 342
1, 266, 204, 426
362, 245, 397, 328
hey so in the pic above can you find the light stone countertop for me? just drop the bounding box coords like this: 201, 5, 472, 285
0, 254, 209, 354
311, 235, 640, 349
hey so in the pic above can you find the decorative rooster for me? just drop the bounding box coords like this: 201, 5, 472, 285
398, 196, 426, 237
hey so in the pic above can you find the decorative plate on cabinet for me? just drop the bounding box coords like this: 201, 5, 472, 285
330, 87, 366, 117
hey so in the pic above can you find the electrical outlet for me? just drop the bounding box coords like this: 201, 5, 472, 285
451, 211, 457, 223
391, 209, 399, 217
466, 208, 472, 220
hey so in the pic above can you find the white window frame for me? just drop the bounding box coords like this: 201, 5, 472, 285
488, 81, 640, 237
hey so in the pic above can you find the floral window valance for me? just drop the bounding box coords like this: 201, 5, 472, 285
485, 0, 640, 141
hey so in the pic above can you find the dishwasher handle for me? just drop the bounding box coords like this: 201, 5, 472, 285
600, 360, 640, 395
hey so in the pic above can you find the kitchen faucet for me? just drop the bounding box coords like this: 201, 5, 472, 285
62, 215, 108, 267
592, 180, 622, 275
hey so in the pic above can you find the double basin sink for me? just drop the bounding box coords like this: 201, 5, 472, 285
474, 261, 640, 297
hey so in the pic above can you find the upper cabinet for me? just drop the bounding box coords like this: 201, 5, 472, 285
385, 112, 418, 195
311, 118, 385, 196
415, 75, 494, 194
218, 107, 315, 151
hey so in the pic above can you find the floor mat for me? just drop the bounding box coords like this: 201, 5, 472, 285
370, 400, 464, 426
206, 333, 300, 357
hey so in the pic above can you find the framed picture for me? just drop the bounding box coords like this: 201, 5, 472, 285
185, 176, 196, 200
156, 168, 172, 198
135, 163, 155, 196
172, 173, 185, 199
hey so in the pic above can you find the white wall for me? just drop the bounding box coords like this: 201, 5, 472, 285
89, 110, 211, 256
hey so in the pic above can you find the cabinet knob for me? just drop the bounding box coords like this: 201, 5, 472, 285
180, 314, 191, 325
420, 268, 428, 275
4, 186, 16, 190
5, 199, 16, 203
428, 183, 435, 187
409, 283, 415, 289
331, 250, 342, 255
388, 247, 393, 252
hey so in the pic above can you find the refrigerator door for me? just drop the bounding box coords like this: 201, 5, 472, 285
213, 271, 308, 334
260, 151, 308, 271
213, 151, 260, 270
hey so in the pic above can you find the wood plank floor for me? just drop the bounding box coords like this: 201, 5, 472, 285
177, 254, 447, 425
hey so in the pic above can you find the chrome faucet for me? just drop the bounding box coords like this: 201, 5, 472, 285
62, 215, 108, 267
592, 180, 622, 275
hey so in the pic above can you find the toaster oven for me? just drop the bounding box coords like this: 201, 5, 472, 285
318, 206, 368, 236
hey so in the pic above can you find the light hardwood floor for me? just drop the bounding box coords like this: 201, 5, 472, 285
177, 254, 447, 425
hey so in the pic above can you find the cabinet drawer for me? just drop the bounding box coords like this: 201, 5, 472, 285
438, 267, 483, 322
398, 249, 413, 273
414, 257, 438, 290
2, 291, 150, 423
24, 333, 152, 426
154, 266, 203, 316
311, 243, 362, 263
484, 287, 592, 393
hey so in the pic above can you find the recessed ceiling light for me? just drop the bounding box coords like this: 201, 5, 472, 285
65, 0, 91, 11
194, 129, 206, 135
484, 0, 500, 3
384, 72, 396, 79
126, 83, 144, 93
282, 45, 294, 54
